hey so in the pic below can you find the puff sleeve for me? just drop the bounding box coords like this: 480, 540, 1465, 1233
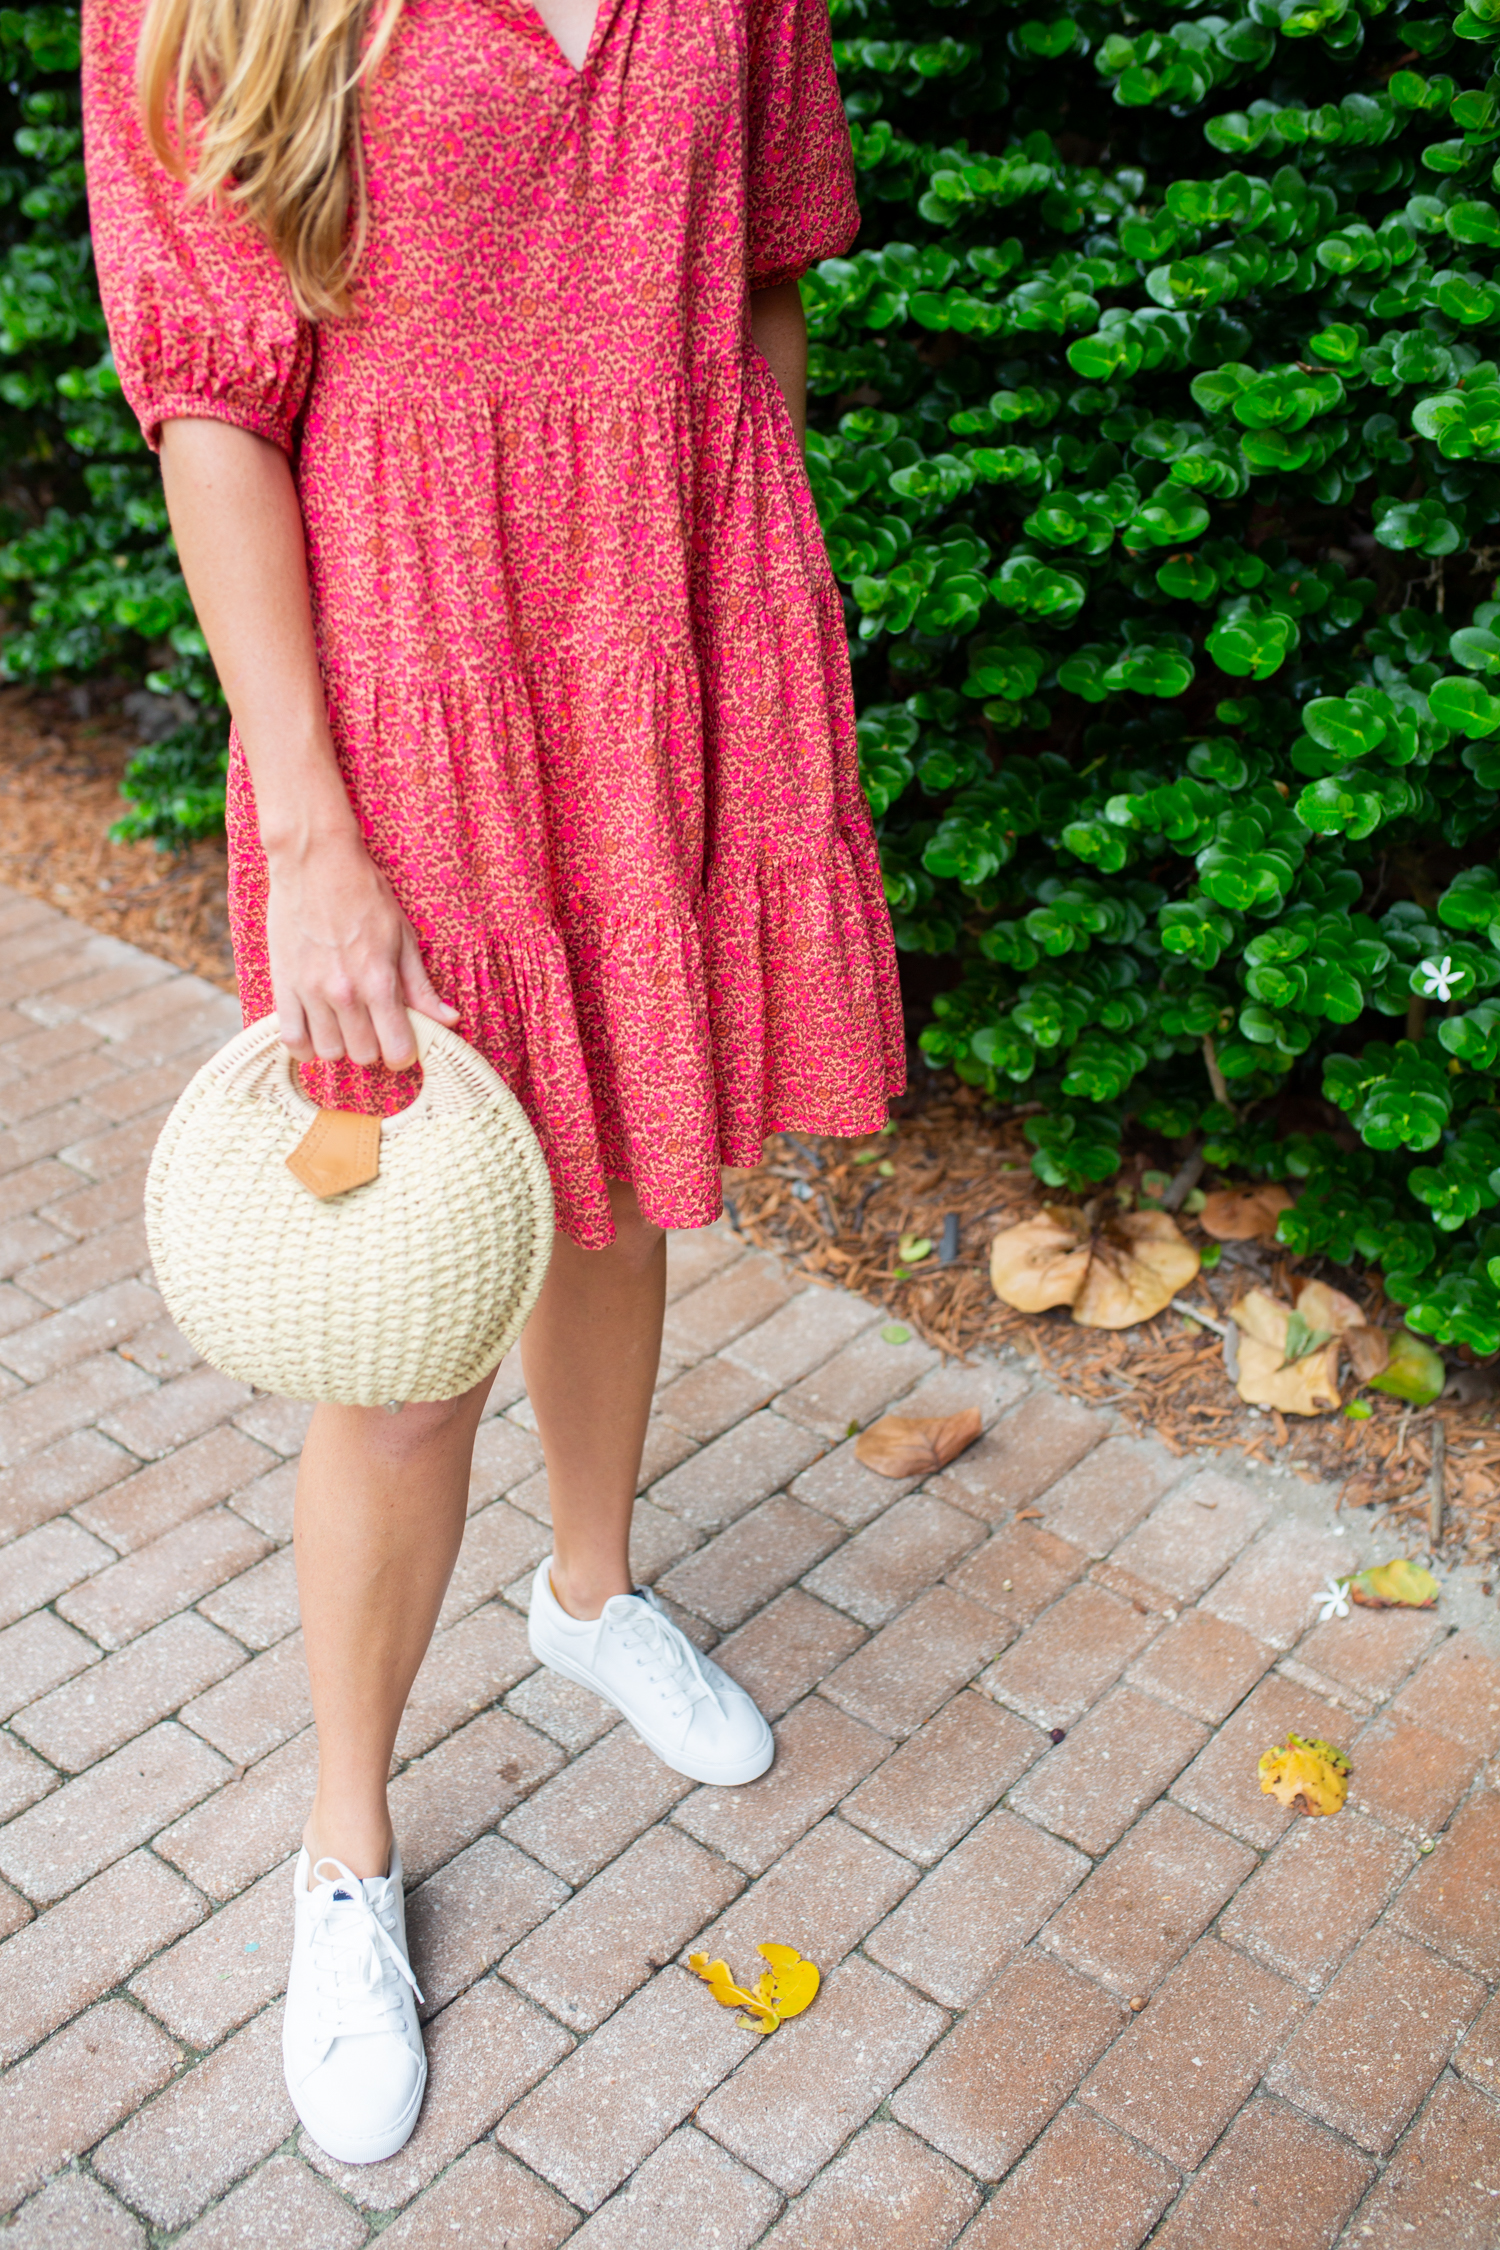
81, 0, 313, 452
745, 0, 859, 289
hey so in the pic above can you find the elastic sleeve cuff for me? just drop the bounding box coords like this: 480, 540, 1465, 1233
137, 392, 300, 456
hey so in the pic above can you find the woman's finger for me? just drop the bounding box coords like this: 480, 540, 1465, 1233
276, 989, 314, 1061
303, 995, 349, 1063
399, 929, 461, 1026
368, 979, 420, 1072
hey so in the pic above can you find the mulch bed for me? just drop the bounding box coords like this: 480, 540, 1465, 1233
0, 682, 234, 990
725, 1090, 1500, 1573
5, 683, 1496, 1566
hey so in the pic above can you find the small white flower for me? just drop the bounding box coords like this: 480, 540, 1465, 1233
1316, 1575, 1352, 1622
1417, 955, 1458, 1002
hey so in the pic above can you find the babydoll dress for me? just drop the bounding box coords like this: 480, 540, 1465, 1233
81, 0, 905, 1245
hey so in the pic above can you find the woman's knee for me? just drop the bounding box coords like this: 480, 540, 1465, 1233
317, 1383, 485, 1467
602, 1180, 665, 1269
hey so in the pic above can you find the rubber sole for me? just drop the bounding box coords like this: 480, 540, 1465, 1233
529, 1635, 775, 1786
284, 2059, 427, 2167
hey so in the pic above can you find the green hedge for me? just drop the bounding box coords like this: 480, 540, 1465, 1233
7, 0, 1500, 1352
812, 0, 1500, 1356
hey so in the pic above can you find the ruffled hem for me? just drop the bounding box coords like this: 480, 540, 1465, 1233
231, 822, 904, 1249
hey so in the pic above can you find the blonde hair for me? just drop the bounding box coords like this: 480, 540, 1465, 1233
136, 0, 402, 318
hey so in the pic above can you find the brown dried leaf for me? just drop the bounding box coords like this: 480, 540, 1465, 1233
989, 1208, 1091, 1313
855, 1408, 983, 1480
1199, 1183, 1295, 1241
1230, 1289, 1342, 1416
1070, 1210, 1201, 1331
1295, 1280, 1367, 1337
1343, 1325, 1392, 1383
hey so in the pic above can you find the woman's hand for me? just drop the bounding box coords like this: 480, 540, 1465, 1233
267, 831, 459, 1071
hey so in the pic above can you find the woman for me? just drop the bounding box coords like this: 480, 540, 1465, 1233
83, 0, 903, 2165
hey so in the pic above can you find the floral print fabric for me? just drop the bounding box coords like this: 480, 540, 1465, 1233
82, 0, 905, 1245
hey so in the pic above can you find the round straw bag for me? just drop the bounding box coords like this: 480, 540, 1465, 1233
145, 1012, 553, 1406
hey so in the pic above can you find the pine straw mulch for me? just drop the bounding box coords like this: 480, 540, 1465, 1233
724, 1088, 1500, 1573
0, 681, 235, 990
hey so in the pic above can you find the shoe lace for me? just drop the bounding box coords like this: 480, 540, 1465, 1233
614, 1592, 724, 1723
306, 1858, 423, 2062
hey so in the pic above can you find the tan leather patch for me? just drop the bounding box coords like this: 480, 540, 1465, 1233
286, 1109, 381, 1199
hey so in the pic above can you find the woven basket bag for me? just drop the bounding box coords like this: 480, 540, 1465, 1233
145, 1011, 554, 1405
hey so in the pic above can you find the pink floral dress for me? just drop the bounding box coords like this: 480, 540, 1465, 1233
82, 0, 904, 1245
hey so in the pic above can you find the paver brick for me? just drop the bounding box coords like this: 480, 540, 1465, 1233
460, 1412, 544, 1509
404, 1834, 566, 2021
1, 2171, 146, 2249
0, 1719, 229, 1905
1104, 1471, 1269, 1602
32, 950, 176, 1021
15, 1218, 151, 1313
0, 1610, 98, 1721
0, 1352, 154, 1471
375, 2142, 576, 2250
0, 1216, 67, 1281
945, 1517, 1089, 1627
154, 1726, 319, 1900
92, 2003, 293, 2231
1391, 1628, 1500, 1754
1342, 2076, 1500, 2250
1218, 1810, 1410, 1990
958, 2105, 1179, 2250
842, 1688, 1046, 1865
195, 1543, 298, 1651
821, 1586, 1008, 1739
1454, 1987, 1500, 2096
0, 1279, 161, 1384
648, 1409, 824, 1534
504, 1666, 620, 1752
660, 1253, 792, 1362
656, 1494, 840, 1630
1347, 1713, 1481, 1846
1027, 1435, 1180, 1558
499, 1965, 748, 2211
1041, 1801, 1257, 1997
78, 1048, 220, 1132
762, 2120, 977, 2250
1387, 1787, 1500, 1976
567, 2125, 781, 2250
504, 1821, 742, 2031
74, 1425, 276, 1554
170, 2152, 368, 2249
1080, 1935, 1304, 2170
1123, 1606, 1274, 1726
1265, 1925, 1483, 2152
663, 1224, 743, 1301
772, 1324, 939, 1441
96, 1367, 253, 1463
802, 1494, 984, 1629
1168, 1673, 1356, 1849
673, 1694, 889, 1876
0, 1427, 133, 1543
59, 1104, 182, 1183
393, 1710, 564, 1885
865, 1807, 1088, 2008
1146, 2095, 1373, 2250
0, 1517, 112, 1628
981, 1582, 1157, 1733
698, 1954, 945, 2196
0, 1046, 117, 1130
306, 1976, 572, 2212
891, 1950, 1123, 2180
0, 1999, 179, 2215
230, 1392, 313, 1458
1198, 1522, 1354, 1651
1294, 1604, 1444, 1704
394, 1602, 534, 1759
787, 1431, 922, 1528
687, 1815, 915, 1979
653, 1354, 777, 1444
58, 1508, 271, 1651
14, 1611, 244, 1772
500, 1722, 686, 1885
0, 1159, 75, 1229
0, 1100, 109, 1180
81, 970, 231, 1042
0, 1884, 29, 1940
0, 1735, 54, 1824
0, 1848, 204, 2068
710, 1588, 865, 1720
925, 1387, 1108, 1524
433, 1501, 556, 1628
130, 1857, 296, 2047
1011, 1686, 1207, 1856
180, 1629, 310, 1765
227, 1459, 298, 1542
722, 1285, 880, 1390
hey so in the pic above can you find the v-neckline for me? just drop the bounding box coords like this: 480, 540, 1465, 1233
521, 0, 610, 78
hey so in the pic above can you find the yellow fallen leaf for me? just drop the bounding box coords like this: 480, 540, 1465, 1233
1231, 1288, 1342, 1416
990, 1206, 1199, 1331
1349, 1559, 1439, 1610
1199, 1183, 1294, 1241
687, 1953, 778, 2033
855, 1409, 983, 1480
752, 1944, 820, 2020
1259, 1734, 1350, 1816
897, 1232, 933, 1265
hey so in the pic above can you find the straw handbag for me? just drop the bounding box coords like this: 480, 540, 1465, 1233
145, 1011, 554, 1406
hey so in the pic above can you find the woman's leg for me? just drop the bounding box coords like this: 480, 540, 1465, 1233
295, 1376, 493, 1878
521, 1178, 667, 1618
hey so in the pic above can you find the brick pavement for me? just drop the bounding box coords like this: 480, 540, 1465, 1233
2, 878, 1499, 2248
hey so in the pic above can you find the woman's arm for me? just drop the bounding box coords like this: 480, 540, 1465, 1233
158, 419, 456, 1071
749, 279, 809, 445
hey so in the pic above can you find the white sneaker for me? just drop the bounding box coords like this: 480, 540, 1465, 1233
282, 1843, 427, 2165
528, 1560, 774, 1785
